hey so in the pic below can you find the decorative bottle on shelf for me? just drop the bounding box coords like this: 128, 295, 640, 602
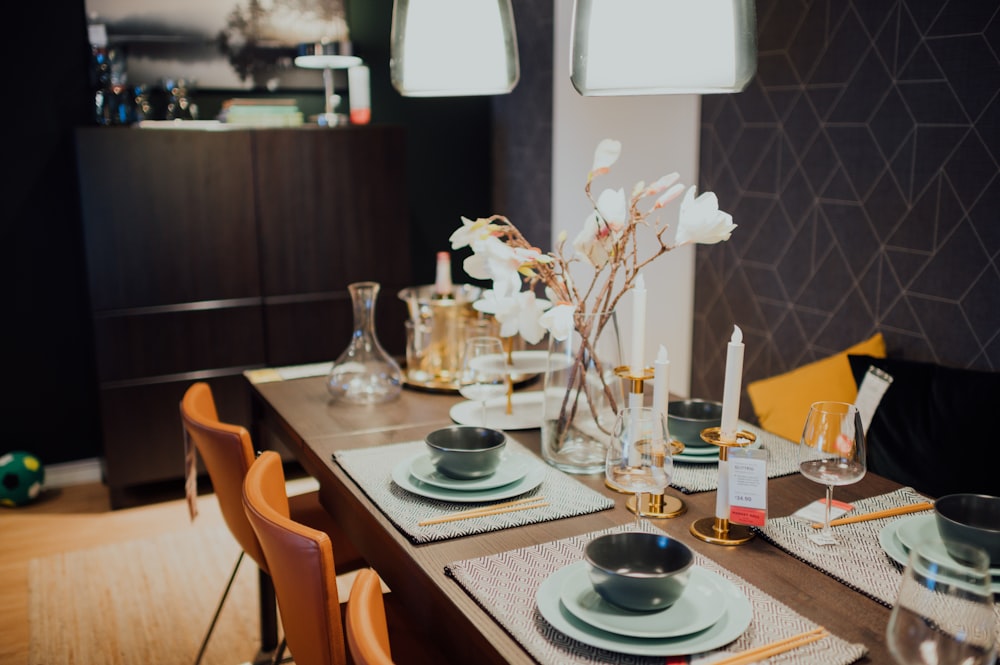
327, 281, 402, 404
432, 251, 453, 299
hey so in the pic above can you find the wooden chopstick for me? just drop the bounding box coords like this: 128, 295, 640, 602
418, 496, 547, 526
810, 501, 933, 529
710, 627, 829, 665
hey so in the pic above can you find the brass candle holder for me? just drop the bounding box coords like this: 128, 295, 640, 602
606, 366, 687, 519
690, 426, 757, 545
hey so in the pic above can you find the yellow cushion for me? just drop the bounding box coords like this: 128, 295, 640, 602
747, 333, 886, 443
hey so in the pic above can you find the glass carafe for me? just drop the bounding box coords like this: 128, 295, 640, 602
327, 281, 402, 404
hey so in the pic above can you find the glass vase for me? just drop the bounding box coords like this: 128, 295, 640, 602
327, 281, 402, 404
541, 310, 623, 473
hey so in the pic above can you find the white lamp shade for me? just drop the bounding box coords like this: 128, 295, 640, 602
390, 0, 520, 97
570, 0, 757, 96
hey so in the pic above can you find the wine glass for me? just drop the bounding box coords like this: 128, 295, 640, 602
605, 407, 673, 531
459, 336, 509, 427
887, 540, 998, 664
797, 401, 867, 544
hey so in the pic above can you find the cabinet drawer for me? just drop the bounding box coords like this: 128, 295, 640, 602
92, 306, 266, 384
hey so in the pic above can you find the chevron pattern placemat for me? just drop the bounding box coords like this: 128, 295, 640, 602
445, 524, 867, 664
334, 438, 614, 544
670, 421, 801, 493
755, 487, 935, 607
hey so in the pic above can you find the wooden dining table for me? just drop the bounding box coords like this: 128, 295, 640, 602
245, 372, 904, 664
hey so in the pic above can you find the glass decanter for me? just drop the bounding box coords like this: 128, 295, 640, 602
327, 281, 403, 404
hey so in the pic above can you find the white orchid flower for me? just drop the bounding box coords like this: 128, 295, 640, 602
596, 188, 627, 227
491, 269, 523, 300
675, 187, 737, 245
644, 173, 680, 197
539, 302, 577, 341
572, 188, 626, 268
572, 211, 616, 268
449, 216, 496, 250
589, 139, 622, 178
493, 290, 548, 344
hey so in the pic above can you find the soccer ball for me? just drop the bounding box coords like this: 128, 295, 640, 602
0, 451, 45, 507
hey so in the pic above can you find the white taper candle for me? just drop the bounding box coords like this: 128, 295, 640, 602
720, 324, 744, 441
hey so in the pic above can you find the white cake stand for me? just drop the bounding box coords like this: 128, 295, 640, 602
294, 54, 363, 127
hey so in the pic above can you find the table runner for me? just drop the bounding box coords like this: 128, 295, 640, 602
670, 421, 800, 493
445, 524, 867, 664
334, 439, 614, 544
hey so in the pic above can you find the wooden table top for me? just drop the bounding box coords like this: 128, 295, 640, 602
247, 376, 901, 664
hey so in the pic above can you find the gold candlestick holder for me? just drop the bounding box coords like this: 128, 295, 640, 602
607, 366, 686, 518
690, 426, 757, 545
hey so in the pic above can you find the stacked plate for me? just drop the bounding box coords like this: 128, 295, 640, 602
535, 560, 753, 656
391, 452, 545, 503
672, 442, 722, 464
672, 432, 766, 464
879, 513, 1000, 594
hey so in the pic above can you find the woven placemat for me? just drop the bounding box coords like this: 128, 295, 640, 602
670, 421, 800, 493
754, 487, 933, 607
334, 438, 614, 544
445, 524, 867, 664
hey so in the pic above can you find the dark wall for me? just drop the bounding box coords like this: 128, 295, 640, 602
693, 0, 1000, 420
4, 1, 493, 467
5, 5, 102, 463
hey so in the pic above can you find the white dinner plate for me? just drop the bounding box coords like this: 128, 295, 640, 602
450, 392, 545, 430
559, 562, 728, 638
409, 452, 530, 491
536, 561, 752, 656
391, 455, 545, 503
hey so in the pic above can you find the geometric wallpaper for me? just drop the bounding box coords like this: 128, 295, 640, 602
693, 0, 1000, 421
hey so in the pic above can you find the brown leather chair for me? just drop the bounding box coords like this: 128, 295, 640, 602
180, 382, 364, 664
243, 451, 447, 665
345, 568, 394, 665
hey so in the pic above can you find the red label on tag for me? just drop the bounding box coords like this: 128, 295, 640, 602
730, 506, 766, 527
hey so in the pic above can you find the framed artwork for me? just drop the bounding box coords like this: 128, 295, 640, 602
85, 0, 349, 90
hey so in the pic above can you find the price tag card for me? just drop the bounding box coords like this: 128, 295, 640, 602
727, 448, 768, 526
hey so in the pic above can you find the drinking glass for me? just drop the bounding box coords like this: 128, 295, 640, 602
797, 401, 867, 544
605, 407, 673, 530
459, 336, 509, 427
887, 540, 998, 665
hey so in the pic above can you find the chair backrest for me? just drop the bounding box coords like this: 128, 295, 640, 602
345, 568, 394, 665
243, 450, 347, 665
180, 381, 268, 572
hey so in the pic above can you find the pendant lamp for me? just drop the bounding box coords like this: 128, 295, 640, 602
390, 0, 520, 97
570, 0, 757, 96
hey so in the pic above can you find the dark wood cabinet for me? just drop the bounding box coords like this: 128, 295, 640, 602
76, 125, 410, 507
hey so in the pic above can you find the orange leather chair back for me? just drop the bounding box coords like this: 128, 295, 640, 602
243, 451, 347, 665
180, 382, 269, 573
345, 568, 394, 665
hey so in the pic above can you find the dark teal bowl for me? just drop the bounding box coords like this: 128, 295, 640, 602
584, 532, 694, 611
425, 426, 506, 479
934, 493, 1000, 566
668, 399, 723, 449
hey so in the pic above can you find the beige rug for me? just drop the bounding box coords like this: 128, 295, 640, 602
28, 523, 262, 665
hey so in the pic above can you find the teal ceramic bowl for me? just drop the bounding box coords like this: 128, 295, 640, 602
583, 532, 694, 611
668, 399, 723, 449
425, 426, 506, 479
934, 493, 1000, 565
